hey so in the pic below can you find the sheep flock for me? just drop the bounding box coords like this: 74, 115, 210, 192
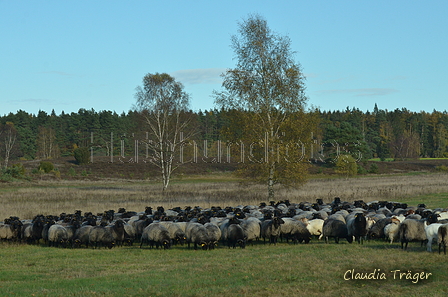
1, 197, 448, 254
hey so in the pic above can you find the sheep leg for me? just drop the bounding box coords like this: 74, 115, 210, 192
427, 240, 432, 252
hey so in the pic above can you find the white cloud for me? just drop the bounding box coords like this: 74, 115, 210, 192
170, 68, 226, 85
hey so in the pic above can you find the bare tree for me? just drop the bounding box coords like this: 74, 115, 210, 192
0, 122, 18, 169
390, 128, 420, 160
134, 73, 195, 191
36, 126, 60, 159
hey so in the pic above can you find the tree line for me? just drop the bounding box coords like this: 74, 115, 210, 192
1, 104, 447, 166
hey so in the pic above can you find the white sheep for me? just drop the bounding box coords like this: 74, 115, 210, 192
305, 219, 324, 237
436, 211, 448, 221
383, 216, 401, 244
425, 222, 442, 252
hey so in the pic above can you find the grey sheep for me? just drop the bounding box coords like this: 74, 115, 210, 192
159, 221, 187, 245
0, 219, 22, 242
204, 223, 221, 249
72, 225, 94, 248
89, 225, 115, 249
140, 223, 171, 249
106, 220, 126, 247
312, 210, 328, 220
240, 217, 261, 244
293, 211, 315, 220
398, 219, 427, 250
280, 218, 311, 244
322, 219, 353, 244
185, 222, 210, 250
261, 217, 285, 244
227, 223, 246, 249
41, 220, 56, 245
367, 217, 392, 240
219, 217, 241, 242
0, 223, 16, 241
327, 213, 346, 223
123, 222, 136, 245
437, 223, 448, 255
48, 224, 69, 247
399, 214, 439, 250
59, 220, 81, 245
132, 217, 153, 239
175, 222, 188, 233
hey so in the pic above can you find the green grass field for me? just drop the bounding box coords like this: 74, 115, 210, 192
1, 238, 447, 297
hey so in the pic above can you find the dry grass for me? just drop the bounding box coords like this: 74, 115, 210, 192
1, 172, 448, 220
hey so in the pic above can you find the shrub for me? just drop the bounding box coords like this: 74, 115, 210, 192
73, 147, 90, 165
369, 163, 379, 174
357, 164, 368, 175
0, 172, 13, 182
53, 168, 61, 179
38, 161, 54, 173
68, 167, 76, 176
1, 164, 27, 181
335, 154, 357, 177
12, 163, 26, 176
435, 165, 448, 172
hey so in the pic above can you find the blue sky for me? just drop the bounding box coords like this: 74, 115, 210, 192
1, 0, 447, 116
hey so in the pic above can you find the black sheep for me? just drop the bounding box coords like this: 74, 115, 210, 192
347, 213, 368, 244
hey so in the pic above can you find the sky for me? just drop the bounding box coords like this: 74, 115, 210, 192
1, 0, 447, 116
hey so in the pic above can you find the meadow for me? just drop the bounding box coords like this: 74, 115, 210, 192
1, 172, 448, 296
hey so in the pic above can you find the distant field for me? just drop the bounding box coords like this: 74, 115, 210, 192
368, 158, 396, 162
1, 172, 448, 220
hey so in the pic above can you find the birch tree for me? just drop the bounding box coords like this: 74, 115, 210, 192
214, 14, 310, 199
134, 73, 193, 191
0, 122, 18, 169
36, 126, 60, 159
